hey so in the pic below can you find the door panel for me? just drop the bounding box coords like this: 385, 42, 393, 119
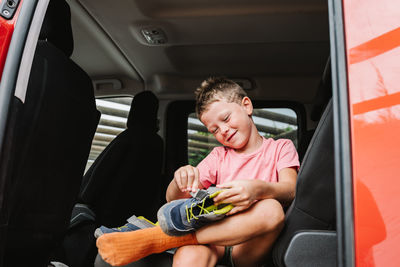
343, 0, 400, 266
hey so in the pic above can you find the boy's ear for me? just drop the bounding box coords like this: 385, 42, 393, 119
241, 97, 253, 115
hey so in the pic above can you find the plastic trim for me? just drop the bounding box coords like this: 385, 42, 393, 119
0, 0, 38, 170
14, 0, 49, 102
327, 0, 355, 266
284, 230, 337, 267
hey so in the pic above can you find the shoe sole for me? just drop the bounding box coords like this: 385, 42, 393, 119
94, 218, 154, 239
94, 228, 104, 238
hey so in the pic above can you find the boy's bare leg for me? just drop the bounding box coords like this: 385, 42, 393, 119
231, 227, 282, 267
173, 198, 284, 267
173, 245, 221, 267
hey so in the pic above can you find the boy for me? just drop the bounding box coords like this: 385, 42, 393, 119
96, 77, 299, 267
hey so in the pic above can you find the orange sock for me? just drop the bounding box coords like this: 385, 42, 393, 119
96, 225, 198, 266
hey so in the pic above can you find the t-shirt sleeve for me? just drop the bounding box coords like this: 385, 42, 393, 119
276, 139, 300, 172
196, 147, 219, 188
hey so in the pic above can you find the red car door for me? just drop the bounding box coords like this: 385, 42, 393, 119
343, 0, 400, 266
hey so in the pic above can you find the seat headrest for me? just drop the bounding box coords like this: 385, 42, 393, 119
311, 57, 332, 121
127, 91, 159, 132
39, 0, 73, 57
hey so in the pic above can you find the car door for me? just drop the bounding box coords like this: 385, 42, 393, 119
340, 0, 400, 266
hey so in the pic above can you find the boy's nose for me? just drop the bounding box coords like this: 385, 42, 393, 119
221, 125, 229, 134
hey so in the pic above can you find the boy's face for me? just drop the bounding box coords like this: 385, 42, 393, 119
200, 97, 254, 150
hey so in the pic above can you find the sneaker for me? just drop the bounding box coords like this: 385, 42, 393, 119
94, 215, 156, 238
157, 187, 234, 236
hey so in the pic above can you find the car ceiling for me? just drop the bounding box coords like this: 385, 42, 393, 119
66, 0, 330, 101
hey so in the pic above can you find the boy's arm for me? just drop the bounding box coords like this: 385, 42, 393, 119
259, 167, 297, 206
166, 179, 192, 202
165, 165, 205, 202
213, 167, 297, 215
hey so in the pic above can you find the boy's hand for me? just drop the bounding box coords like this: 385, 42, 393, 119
214, 180, 262, 215
173, 165, 201, 193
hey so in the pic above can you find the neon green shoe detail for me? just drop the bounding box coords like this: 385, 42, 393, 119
157, 186, 235, 236
185, 188, 234, 223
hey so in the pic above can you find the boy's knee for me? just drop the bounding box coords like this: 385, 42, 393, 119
174, 245, 197, 262
173, 245, 217, 267
253, 199, 285, 232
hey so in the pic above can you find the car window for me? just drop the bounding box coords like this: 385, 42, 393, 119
187, 108, 298, 166
85, 97, 133, 172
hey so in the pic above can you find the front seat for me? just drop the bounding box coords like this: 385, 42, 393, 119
4, 0, 99, 266
271, 99, 336, 266
79, 90, 164, 226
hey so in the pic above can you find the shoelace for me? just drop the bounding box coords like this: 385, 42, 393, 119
116, 225, 130, 231
185, 197, 211, 223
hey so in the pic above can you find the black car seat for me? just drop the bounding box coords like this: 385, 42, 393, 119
297, 57, 332, 163
79, 90, 164, 226
59, 91, 164, 267
3, 0, 100, 266
270, 98, 336, 266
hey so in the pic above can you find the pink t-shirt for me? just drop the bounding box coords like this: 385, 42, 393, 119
197, 137, 300, 188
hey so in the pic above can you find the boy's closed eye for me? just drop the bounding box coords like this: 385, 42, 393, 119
208, 126, 218, 134
210, 115, 230, 134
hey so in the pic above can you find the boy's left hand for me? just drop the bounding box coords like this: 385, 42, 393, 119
214, 180, 263, 215
213, 168, 297, 215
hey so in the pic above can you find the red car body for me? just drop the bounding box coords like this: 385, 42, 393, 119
343, 0, 400, 265
0, 0, 22, 78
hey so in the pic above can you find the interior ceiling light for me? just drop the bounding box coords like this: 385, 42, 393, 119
141, 27, 167, 45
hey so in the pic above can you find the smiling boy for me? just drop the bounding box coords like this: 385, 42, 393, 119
96, 77, 299, 267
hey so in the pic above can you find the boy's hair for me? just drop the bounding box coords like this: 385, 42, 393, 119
195, 77, 247, 117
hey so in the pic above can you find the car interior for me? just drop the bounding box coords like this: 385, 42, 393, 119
1, 0, 338, 266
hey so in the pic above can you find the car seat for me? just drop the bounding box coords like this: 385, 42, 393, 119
3, 0, 100, 266
297, 57, 331, 163
79, 90, 164, 226
59, 91, 164, 267
270, 98, 336, 266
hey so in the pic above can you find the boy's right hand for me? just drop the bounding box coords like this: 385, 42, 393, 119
173, 165, 201, 193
